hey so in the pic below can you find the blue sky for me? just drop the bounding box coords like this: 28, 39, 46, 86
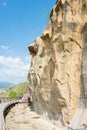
0, 0, 56, 83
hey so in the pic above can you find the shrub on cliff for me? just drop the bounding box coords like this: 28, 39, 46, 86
5, 82, 29, 99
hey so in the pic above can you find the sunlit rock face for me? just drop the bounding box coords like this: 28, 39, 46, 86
28, 0, 87, 126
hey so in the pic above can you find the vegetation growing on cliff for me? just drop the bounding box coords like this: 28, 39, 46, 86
4, 82, 29, 99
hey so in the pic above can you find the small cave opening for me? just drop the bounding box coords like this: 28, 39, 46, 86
28, 45, 38, 56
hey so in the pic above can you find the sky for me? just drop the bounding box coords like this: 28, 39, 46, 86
0, 0, 56, 84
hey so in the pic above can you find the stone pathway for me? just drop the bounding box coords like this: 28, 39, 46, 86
0, 102, 9, 130
5, 104, 67, 130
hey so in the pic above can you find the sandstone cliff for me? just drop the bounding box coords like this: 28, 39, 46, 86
28, 0, 87, 127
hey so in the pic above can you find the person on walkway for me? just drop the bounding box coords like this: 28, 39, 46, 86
19, 87, 32, 106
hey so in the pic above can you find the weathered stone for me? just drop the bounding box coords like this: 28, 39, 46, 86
6, 104, 66, 130
28, 0, 87, 127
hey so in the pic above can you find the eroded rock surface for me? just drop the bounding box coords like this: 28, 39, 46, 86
28, 0, 87, 127
5, 104, 66, 130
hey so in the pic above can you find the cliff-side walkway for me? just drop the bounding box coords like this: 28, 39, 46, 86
5, 104, 67, 130
0, 102, 9, 130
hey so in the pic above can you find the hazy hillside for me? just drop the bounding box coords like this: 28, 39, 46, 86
4, 82, 29, 99
0, 82, 13, 88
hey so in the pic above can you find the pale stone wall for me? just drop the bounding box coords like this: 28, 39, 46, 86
28, 0, 87, 126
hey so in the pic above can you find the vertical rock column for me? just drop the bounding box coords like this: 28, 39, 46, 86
28, 0, 83, 127
62, 0, 82, 120
49, 0, 82, 124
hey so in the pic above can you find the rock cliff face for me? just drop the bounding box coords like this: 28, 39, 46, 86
28, 0, 87, 126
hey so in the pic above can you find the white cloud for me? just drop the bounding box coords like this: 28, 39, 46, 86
0, 45, 8, 50
0, 56, 30, 83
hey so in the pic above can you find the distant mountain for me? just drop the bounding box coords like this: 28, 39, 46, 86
0, 82, 14, 88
